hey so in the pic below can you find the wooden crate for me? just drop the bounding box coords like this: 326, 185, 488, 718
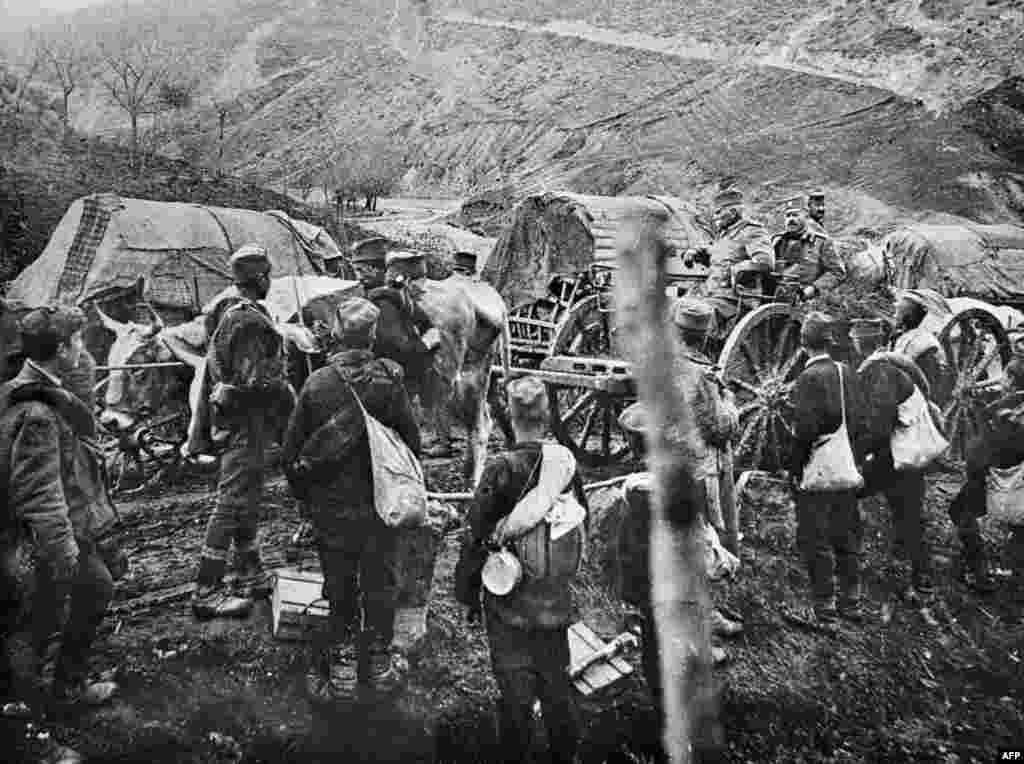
567, 621, 633, 696
271, 568, 330, 642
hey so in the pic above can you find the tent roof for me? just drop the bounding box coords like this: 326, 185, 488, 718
885, 223, 1024, 306
7, 194, 337, 310
481, 192, 710, 304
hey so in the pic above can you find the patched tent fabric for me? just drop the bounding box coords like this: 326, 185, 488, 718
884, 223, 1024, 307
7, 194, 342, 310
480, 193, 712, 307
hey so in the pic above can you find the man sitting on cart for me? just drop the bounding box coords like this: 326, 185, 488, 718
684, 187, 774, 340
771, 196, 846, 301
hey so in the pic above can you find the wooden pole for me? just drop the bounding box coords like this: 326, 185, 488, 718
614, 206, 720, 763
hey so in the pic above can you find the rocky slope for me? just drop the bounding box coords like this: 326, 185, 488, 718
32, 0, 1024, 232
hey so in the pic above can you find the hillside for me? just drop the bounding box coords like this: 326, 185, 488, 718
0, 98, 371, 282
38, 0, 1021, 235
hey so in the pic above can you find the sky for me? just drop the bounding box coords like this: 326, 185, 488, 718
2, 0, 106, 19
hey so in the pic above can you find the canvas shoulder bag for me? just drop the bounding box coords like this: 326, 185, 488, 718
799, 362, 864, 493
891, 385, 949, 471
987, 461, 1024, 526
336, 368, 427, 529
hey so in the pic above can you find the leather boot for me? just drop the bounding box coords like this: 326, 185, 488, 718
960, 532, 996, 592
192, 556, 252, 620
233, 545, 272, 600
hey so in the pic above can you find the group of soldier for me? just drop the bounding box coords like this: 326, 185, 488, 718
1, 185, 1023, 764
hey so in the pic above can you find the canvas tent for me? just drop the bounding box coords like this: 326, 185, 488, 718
884, 222, 1024, 309
480, 192, 711, 307
6, 194, 342, 313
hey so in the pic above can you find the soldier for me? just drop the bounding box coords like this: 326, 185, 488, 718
948, 359, 1024, 592
282, 298, 421, 696
851, 318, 935, 601
0, 307, 120, 714
367, 250, 441, 401
350, 237, 390, 292
191, 245, 295, 620
806, 190, 827, 231
789, 312, 867, 624
451, 250, 478, 278
685, 187, 774, 338
772, 196, 846, 299
891, 289, 949, 400
454, 376, 586, 764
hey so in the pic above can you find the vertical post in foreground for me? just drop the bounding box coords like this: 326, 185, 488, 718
614, 207, 720, 763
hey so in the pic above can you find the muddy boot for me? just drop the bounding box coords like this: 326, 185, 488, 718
959, 533, 997, 593
233, 545, 272, 600
710, 609, 743, 639
192, 557, 252, 620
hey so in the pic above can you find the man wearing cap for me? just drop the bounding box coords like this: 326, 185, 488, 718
282, 297, 420, 696
191, 244, 295, 620
891, 290, 949, 400
686, 187, 774, 337
0, 306, 120, 709
454, 376, 587, 764
350, 237, 390, 291
948, 359, 1024, 592
451, 251, 478, 278
789, 312, 868, 624
367, 250, 441, 403
806, 191, 827, 232
851, 318, 935, 600
772, 197, 846, 299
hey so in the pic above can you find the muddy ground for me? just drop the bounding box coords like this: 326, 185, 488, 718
2, 445, 1023, 764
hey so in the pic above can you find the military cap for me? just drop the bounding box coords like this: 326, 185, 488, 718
229, 244, 271, 282
20, 305, 86, 345
713, 188, 743, 210
507, 375, 548, 422
672, 297, 714, 332
784, 196, 805, 213
386, 249, 427, 280
800, 311, 835, 347
332, 297, 380, 344
453, 251, 478, 271
807, 190, 825, 202
351, 237, 389, 264
849, 318, 887, 340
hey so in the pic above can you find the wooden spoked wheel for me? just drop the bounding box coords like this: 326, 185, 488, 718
546, 294, 635, 467
937, 307, 1012, 460
718, 304, 805, 473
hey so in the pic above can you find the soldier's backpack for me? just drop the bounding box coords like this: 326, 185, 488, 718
482, 444, 586, 596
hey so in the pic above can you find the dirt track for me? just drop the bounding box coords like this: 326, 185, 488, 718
2, 449, 1023, 763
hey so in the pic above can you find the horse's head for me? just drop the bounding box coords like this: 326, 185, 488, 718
95, 302, 176, 432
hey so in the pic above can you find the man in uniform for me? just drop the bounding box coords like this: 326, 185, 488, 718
191, 245, 295, 620
366, 251, 440, 400
685, 187, 774, 339
789, 312, 867, 624
891, 289, 949, 401
350, 237, 390, 292
806, 190, 827, 231
851, 318, 935, 601
282, 298, 420, 696
451, 250, 478, 278
772, 196, 846, 300
948, 359, 1024, 591
0, 307, 120, 712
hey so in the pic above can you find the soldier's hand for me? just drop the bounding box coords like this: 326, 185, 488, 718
802, 285, 816, 299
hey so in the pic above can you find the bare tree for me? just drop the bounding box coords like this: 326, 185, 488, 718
37, 24, 87, 134
99, 26, 176, 169
12, 29, 43, 119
